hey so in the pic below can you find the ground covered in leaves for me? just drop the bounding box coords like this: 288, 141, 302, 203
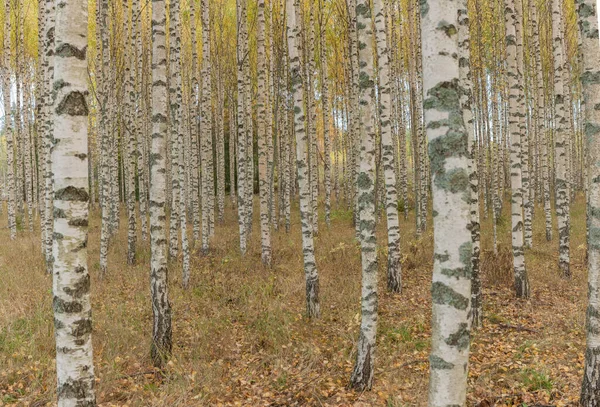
0, 195, 588, 406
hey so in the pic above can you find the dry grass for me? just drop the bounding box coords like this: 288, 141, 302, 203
481, 245, 513, 287
0, 194, 590, 406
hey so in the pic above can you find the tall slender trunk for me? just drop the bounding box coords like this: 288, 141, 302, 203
126, 0, 138, 265
552, 0, 571, 278
373, 0, 401, 294
200, 0, 213, 253
505, 0, 530, 298
319, 5, 331, 228
286, 0, 320, 318
515, 0, 532, 250
243, 6, 253, 237
99, 0, 110, 277
458, 1, 481, 329
190, 0, 201, 242
423, 1, 473, 404
266, 3, 276, 231
51, 0, 96, 402
414, 0, 427, 234
307, 5, 319, 235
3, 0, 16, 242
23, 75, 33, 232
236, 0, 248, 254
347, 0, 360, 238
180, 99, 191, 288
150, 0, 172, 367
229, 101, 236, 207
257, 0, 272, 266
349, 0, 378, 390
530, 0, 552, 242
14, 5, 23, 219
137, 0, 149, 242
168, 0, 182, 260
578, 0, 600, 404
43, 0, 55, 272
216, 83, 226, 223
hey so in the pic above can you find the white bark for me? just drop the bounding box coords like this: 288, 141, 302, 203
150, 0, 172, 367
286, 0, 320, 318
51, 0, 96, 402
422, 1, 473, 404
578, 0, 600, 404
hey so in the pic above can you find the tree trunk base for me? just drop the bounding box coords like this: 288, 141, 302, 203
350, 340, 373, 391
581, 347, 600, 406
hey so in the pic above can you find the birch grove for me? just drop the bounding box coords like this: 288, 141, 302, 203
1, 0, 599, 404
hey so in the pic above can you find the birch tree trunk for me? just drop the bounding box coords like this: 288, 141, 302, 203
319, 8, 331, 228
169, 0, 182, 260
257, 0, 272, 266
349, 0, 378, 390
51, 0, 96, 402
515, 0, 532, 250
2, 0, 16, 242
372, 0, 401, 294
552, 0, 571, 278
43, 0, 55, 272
307, 5, 319, 236
98, 0, 110, 277
458, 0, 481, 329
505, 0, 530, 298
150, 0, 172, 367
180, 109, 191, 288
578, 0, 600, 404
529, 0, 552, 242
229, 102, 236, 207
216, 84, 226, 224
23, 74, 33, 232
14, 5, 23, 219
201, 0, 213, 254
126, 0, 138, 266
286, 0, 320, 318
422, 0, 473, 404
190, 0, 201, 242
236, 0, 248, 254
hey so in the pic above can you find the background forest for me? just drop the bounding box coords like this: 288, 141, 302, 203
0, 0, 599, 405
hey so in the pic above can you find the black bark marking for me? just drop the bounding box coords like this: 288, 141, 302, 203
55, 186, 89, 202
71, 318, 92, 338
57, 378, 94, 403
63, 275, 90, 299
55, 43, 87, 60
53, 296, 83, 313
56, 91, 89, 116
68, 217, 89, 227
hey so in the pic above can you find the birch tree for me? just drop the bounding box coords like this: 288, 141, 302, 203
150, 0, 172, 367
422, 0, 473, 404
552, 0, 571, 278
51, 0, 96, 402
349, 0, 378, 390
458, 0, 481, 329
236, 0, 249, 255
286, 0, 320, 318
257, 0, 272, 266
578, 0, 600, 404
505, 0, 530, 298
373, 0, 401, 293
2, 0, 16, 242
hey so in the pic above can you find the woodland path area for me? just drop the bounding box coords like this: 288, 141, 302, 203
0, 196, 588, 406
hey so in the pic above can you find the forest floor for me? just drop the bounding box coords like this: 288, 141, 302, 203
0, 194, 589, 406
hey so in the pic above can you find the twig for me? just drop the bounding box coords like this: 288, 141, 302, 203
384, 358, 428, 373
114, 370, 156, 381
497, 322, 539, 333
